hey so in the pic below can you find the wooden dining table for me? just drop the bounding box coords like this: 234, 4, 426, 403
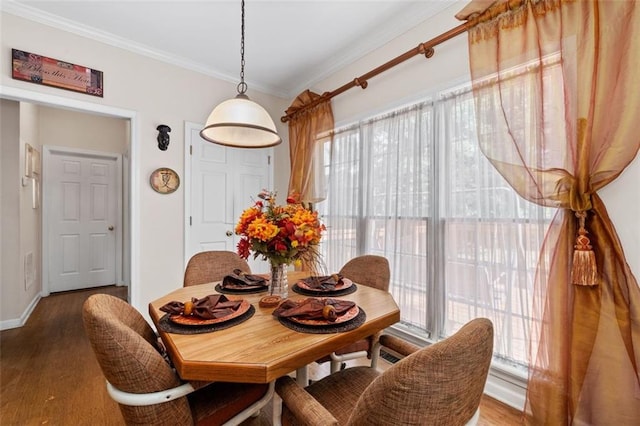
148, 271, 400, 386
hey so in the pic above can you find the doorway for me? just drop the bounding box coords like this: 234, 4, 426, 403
0, 86, 139, 306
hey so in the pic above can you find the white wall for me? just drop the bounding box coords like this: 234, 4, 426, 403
599, 154, 640, 271
0, 99, 44, 326
0, 11, 290, 321
18, 103, 42, 317
312, 1, 639, 278
38, 106, 129, 153
1, 99, 23, 323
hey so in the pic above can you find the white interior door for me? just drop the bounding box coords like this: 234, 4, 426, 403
186, 123, 272, 273
46, 148, 120, 292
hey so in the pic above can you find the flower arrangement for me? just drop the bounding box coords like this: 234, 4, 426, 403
235, 190, 325, 267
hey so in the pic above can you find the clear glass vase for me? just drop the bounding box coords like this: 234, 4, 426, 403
269, 262, 289, 298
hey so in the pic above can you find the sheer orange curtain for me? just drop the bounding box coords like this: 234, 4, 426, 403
286, 90, 334, 203
458, 0, 640, 424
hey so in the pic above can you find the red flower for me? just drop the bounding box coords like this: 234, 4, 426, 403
237, 238, 251, 260
274, 240, 288, 252
284, 221, 296, 235
286, 192, 300, 204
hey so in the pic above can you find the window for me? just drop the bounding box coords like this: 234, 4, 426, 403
318, 83, 554, 369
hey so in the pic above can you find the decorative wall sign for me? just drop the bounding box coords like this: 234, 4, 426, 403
150, 168, 180, 194
12, 49, 104, 97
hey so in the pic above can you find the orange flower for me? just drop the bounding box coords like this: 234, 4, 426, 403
235, 207, 262, 234
246, 217, 279, 241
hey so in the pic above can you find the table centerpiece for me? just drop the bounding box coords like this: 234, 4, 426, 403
235, 190, 325, 298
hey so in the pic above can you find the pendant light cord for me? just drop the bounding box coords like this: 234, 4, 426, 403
237, 0, 248, 95
200, 0, 281, 147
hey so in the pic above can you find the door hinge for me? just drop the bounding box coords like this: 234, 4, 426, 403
190, 216, 192, 226
268, 155, 271, 165
190, 145, 193, 155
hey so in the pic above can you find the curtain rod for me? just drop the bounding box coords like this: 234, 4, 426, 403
281, 22, 470, 123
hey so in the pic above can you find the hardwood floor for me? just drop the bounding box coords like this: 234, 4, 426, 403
1, 285, 126, 425
0, 286, 522, 425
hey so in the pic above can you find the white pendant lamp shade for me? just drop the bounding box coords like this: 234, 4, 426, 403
200, 0, 281, 149
200, 94, 281, 148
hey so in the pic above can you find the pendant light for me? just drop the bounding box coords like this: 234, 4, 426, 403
200, 0, 281, 148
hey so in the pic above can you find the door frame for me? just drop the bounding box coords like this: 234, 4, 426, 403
183, 121, 196, 268
0, 85, 140, 308
42, 146, 123, 295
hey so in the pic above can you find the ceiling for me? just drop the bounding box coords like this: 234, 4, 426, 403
3, 0, 457, 99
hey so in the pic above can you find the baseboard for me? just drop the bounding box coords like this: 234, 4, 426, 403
484, 364, 527, 411
0, 292, 41, 331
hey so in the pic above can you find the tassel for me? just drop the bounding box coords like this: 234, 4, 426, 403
571, 211, 598, 286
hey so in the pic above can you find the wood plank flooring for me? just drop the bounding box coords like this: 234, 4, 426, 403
0, 286, 523, 425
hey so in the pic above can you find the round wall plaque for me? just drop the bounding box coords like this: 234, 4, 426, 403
150, 167, 180, 194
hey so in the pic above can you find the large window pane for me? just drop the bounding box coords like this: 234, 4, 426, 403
318, 84, 554, 368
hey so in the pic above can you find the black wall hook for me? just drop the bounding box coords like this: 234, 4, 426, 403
156, 124, 171, 151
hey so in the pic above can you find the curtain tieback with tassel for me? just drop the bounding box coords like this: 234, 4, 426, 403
571, 210, 598, 286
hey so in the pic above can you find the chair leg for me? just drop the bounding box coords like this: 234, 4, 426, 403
371, 341, 381, 370
296, 365, 308, 386
272, 394, 283, 426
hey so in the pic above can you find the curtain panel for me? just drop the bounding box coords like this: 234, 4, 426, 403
286, 90, 334, 204
459, 0, 640, 423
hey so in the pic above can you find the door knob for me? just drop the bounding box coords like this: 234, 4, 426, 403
226, 230, 233, 237
108, 226, 114, 231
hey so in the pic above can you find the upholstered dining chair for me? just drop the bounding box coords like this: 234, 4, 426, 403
316, 255, 391, 374
83, 294, 273, 426
184, 250, 251, 287
277, 318, 493, 426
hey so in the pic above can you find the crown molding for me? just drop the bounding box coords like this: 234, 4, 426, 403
1, 1, 288, 98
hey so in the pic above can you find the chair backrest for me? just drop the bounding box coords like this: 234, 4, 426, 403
339, 255, 390, 291
82, 294, 194, 425
348, 318, 494, 426
183, 250, 251, 287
